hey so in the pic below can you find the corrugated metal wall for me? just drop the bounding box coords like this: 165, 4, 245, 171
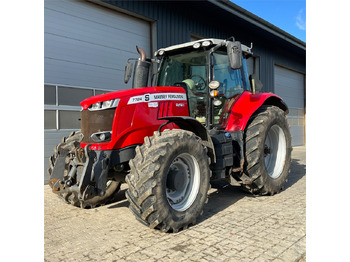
102, 1, 231, 47
101, 0, 305, 93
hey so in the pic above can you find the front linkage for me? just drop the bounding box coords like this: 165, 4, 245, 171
48, 131, 123, 208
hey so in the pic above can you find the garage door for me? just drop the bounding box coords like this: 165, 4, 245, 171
45, 0, 151, 90
274, 65, 305, 146
44, 0, 151, 183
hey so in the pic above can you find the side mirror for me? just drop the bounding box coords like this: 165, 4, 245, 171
227, 41, 242, 69
124, 61, 133, 84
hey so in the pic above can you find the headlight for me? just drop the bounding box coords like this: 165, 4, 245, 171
209, 80, 220, 89
213, 98, 222, 107
158, 49, 165, 56
102, 100, 113, 109
91, 131, 112, 142
91, 102, 101, 110
89, 99, 120, 111
202, 40, 212, 47
193, 42, 201, 49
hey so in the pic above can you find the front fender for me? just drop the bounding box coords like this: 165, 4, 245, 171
223, 91, 288, 132
159, 116, 216, 163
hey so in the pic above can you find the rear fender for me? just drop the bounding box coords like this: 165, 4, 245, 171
159, 116, 216, 163
223, 91, 289, 132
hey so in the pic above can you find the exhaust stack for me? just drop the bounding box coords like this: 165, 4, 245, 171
132, 46, 151, 89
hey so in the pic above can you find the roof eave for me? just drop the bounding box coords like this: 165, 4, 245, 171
209, 0, 306, 51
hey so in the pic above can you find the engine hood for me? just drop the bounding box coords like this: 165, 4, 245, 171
80, 86, 186, 110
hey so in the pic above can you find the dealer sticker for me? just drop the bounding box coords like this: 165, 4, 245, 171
148, 102, 159, 108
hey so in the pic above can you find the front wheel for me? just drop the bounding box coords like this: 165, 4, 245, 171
125, 129, 211, 232
242, 106, 292, 195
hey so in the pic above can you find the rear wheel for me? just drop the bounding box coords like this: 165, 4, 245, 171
48, 131, 121, 208
126, 129, 211, 232
242, 106, 292, 195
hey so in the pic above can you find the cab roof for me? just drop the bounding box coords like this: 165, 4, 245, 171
155, 38, 252, 56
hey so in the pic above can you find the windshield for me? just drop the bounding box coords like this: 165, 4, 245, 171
156, 48, 250, 126
157, 50, 208, 87
157, 50, 208, 122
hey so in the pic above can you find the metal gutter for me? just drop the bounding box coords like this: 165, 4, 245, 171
208, 0, 306, 51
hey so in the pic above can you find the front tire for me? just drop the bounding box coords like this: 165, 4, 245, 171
125, 129, 211, 232
243, 106, 292, 195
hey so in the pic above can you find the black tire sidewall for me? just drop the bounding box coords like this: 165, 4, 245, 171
245, 106, 291, 194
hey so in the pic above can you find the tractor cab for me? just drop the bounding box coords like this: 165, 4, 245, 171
154, 38, 253, 127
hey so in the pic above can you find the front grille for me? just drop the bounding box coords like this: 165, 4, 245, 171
81, 108, 115, 144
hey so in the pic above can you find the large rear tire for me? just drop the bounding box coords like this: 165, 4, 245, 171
47, 131, 121, 208
126, 129, 211, 232
242, 106, 292, 195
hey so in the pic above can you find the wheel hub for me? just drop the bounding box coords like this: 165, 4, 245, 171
264, 145, 271, 157
167, 165, 188, 193
166, 153, 200, 211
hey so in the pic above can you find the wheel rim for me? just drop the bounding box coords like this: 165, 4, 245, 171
166, 153, 200, 212
264, 125, 287, 179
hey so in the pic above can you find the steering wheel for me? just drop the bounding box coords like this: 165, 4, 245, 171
191, 75, 206, 91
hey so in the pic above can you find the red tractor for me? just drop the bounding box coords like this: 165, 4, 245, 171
48, 38, 292, 232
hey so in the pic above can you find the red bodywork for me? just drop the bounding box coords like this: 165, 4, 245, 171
80, 87, 285, 151
221, 91, 285, 131
80, 86, 189, 151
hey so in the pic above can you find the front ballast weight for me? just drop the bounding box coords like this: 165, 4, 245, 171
48, 131, 123, 208
50, 145, 108, 199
